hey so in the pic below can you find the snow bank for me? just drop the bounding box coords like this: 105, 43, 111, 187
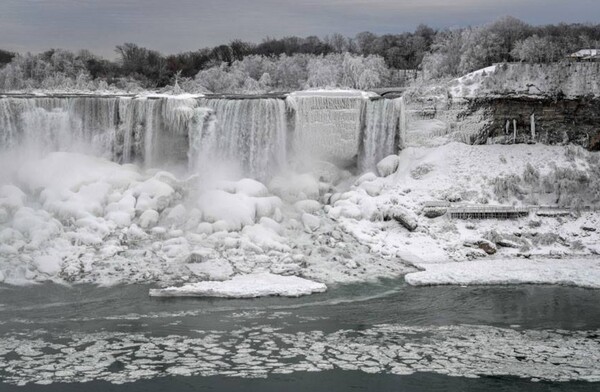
405, 258, 600, 289
149, 273, 327, 298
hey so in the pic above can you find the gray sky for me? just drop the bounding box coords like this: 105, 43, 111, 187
1, 0, 599, 58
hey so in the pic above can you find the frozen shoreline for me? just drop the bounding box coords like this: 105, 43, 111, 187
404, 257, 600, 289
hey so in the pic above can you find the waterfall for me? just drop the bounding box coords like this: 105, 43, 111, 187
358, 97, 405, 172
0, 92, 405, 180
287, 91, 366, 168
0, 97, 119, 158
194, 98, 287, 180
118, 97, 197, 166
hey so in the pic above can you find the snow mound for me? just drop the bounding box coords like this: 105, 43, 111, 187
148, 273, 327, 298
405, 258, 600, 289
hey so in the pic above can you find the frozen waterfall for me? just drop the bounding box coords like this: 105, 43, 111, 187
193, 98, 287, 180
358, 97, 406, 172
287, 91, 367, 168
0, 97, 119, 158
0, 92, 405, 180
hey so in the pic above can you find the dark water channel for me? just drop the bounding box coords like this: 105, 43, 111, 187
1, 279, 599, 391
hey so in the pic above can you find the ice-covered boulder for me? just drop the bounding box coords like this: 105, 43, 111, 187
385, 205, 418, 231
376, 155, 400, 177
198, 190, 256, 231
269, 173, 320, 201
302, 213, 321, 232
242, 224, 290, 252
294, 199, 322, 214
186, 259, 234, 281
139, 210, 160, 229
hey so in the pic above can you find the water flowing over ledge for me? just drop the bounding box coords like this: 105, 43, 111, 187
0, 91, 405, 178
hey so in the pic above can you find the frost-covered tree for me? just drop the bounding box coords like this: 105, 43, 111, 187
459, 27, 504, 74
511, 35, 562, 63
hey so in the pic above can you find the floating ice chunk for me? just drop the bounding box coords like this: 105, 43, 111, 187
376, 155, 400, 177
149, 273, 327, 298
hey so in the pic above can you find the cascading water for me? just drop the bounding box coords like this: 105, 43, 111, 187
0, 92, 405, 180
193, 98, 287, 180
358, 97, 406, 172
0, 97, 119, 158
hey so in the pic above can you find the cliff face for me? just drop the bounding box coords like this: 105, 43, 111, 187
405, 95, 600, 151
466, 97, 600, 151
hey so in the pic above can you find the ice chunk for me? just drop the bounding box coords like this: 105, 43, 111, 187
149, 273, 327, 298
139, 210, 159, 229
294, 199, 322, 214
198, 190, 256, 231
302, 213, 321, 232
186, 259, 234, 281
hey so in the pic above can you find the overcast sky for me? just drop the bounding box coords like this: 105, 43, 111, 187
1, 0, 599, 58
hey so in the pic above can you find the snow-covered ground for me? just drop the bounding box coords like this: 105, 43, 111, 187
0, 140, 598, 294
405, 258, 600, 288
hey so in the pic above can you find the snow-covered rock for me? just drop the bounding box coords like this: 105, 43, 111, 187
294, 199, 321, 214
376, 155, 400, 177
302, 213, 321, 232
186, 259, 234, 281
139, 210, 160, 229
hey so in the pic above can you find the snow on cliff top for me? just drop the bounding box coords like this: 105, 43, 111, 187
289, 89, 378, 99
448, 65, 497, 98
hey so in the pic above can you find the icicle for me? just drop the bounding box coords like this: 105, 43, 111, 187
513, 119, 517, 143
530, 113, 536, 141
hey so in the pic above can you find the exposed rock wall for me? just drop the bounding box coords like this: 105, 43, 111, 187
466, 97, 600, 150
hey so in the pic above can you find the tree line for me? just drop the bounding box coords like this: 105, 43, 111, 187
1, 16, 599, 92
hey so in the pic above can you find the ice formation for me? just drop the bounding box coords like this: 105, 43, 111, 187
2, 324, 599, 385
193, 98, 287, 180
358, 97, 405, 171
149, 272, 327, 298
288, 90, 369, 168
